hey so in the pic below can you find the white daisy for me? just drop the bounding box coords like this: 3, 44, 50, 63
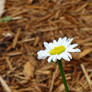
37, 37, 81, 62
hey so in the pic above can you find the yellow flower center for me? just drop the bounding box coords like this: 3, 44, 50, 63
49, 45, 66, 55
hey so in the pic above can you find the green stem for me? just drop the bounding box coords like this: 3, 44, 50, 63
57, 59, 69, 92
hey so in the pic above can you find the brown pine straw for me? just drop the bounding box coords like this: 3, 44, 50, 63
80, 64, 92, 89
5, 57, 13, 71
0, 0, 92, 92
49, 65, 58, 92
0, 76, 11, 92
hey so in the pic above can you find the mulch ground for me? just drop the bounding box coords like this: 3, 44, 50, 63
0, 0, 92, 92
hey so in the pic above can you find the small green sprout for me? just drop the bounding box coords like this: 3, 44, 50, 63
0, 16, 12, 23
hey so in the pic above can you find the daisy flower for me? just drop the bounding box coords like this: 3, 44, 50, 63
37, 37, 81, 92
37, 37, 80, 62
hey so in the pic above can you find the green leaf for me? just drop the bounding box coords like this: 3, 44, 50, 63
3, 16, 12, 23
0, 19, 3, 23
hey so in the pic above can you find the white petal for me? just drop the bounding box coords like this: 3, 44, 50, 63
69, 44, 78, 49
58, 38, 62, 45
52, 55, 57, 62
63, 56, 70, 61
60, 37, 69, 47
63, 37, 67, 41
67, 38, 73, 44
37, 50, 49, 59
58, 37, 68, 46
65, 52, 72, 59
61, 53, 70, 61
53, 40, 58, 47
48, 56, 54, 63
69, 48, 81, 52
57, 54, 63, 60
43, 42, 49, 49
58, 38, 62, 43
48, 42, 54, 49
53, 40, 57, 43
61, 41, 69, 48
